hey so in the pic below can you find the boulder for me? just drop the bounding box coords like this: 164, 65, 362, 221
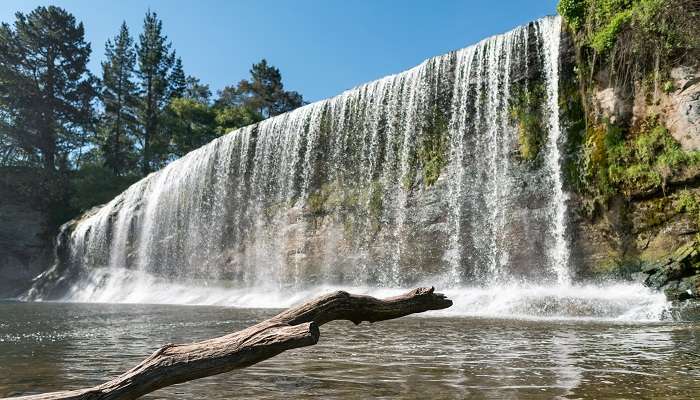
643, 240, 700, 300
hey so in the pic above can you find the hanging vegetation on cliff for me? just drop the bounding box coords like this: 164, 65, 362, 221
558, 0, 700, 204
558, 0, 699, 82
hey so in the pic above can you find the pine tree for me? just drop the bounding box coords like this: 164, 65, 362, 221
236, 59, 304, 118
184, 76, 212, 104
136, 10, 174, 173
0, 6, 96, 170
168, 56, 186, 99
100, 21, 138, 175
214, 85, 245, 108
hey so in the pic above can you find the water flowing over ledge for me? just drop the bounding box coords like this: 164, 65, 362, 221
25, 16, 670, 321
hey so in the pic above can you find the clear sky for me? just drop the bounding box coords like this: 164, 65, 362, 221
1, 1, 559, 102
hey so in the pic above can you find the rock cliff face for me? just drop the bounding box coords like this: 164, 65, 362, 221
0, 168, 52, 297
559, 26, 700, 292
663, 68, 700, 152
642, 239, 700, 300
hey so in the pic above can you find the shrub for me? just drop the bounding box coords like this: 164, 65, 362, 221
583, 116, 700, 198
417, 105, 450, 187
559, 0, 698, 80
558, 0, 588, 30
509, 82, 547, 163
674, 189, 700, 226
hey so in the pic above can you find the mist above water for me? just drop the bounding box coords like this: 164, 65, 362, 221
57, 267, 669, 322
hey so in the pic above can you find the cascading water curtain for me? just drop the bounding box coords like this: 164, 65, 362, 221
30, 16, 572, 302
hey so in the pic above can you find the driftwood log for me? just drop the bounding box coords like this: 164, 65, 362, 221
7, 287, 452, 400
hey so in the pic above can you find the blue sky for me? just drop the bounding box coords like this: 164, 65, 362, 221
1, 1, 558, 102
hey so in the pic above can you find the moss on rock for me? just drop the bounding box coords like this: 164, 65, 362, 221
509, 81, 547, 163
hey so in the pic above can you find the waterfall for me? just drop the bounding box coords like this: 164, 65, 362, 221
26, 16, 669, 321
540, 18, 571, 286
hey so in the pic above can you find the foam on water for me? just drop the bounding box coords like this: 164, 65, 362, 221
58, 268, 669, 322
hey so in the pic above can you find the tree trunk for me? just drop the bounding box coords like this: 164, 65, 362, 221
5, 287, 451, 400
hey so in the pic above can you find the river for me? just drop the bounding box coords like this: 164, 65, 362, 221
2, 301, 699, 399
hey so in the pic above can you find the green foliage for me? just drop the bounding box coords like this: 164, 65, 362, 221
162, 98, 216, 157
509, 82, 547, 163
307, 180, 364, 216
590, 8, 633, 53
674, 190, 699, 214
42, 164, 140, 227
560, 76, 588, 192
213, 105, 261, 135
417, 105, 449, 187
673, 190, 700, 228
169, 57, 187, 98
662, 81, 675, 94
100, 21, 139, 176
368, 180, 383, 220
136, 10, 175, 173
68, 164, 140, 214
559, 0, 698, 69
582, 116, 700, 198
232, 59, 305, 118
557, 0, 588, 30
0, 6, 97, 171
401, 172, 415, 191
305, 179, 384, 234
0, 6, 306, 231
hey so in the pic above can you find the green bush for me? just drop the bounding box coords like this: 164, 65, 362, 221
558, 0, 588, 30
590, 8, 634, 53
583, 116, 700, 197
417, 105, 450, 187
674, 189, 700, 226
560, 0, 696, 65
509, 82, 546, 163
675, 190, 699, 213
69, 164, 140, 213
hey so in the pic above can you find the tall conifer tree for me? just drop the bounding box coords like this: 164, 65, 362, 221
0, 6, 96, 170
168, 56, 186, 99
100, 22, 138, 175
136, 10, 174, 173
235, 59, 304, 118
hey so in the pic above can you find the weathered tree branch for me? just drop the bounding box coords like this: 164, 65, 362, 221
6, 287, 452, 400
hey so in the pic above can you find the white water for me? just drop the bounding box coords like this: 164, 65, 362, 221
62, 267, 669, 322
540, 18, 571, 285
27, 16, 669, 321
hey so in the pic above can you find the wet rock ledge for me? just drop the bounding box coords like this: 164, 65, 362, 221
643, 240, 700, 301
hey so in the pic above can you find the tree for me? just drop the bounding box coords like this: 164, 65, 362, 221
213, 105, 261, 135
0, 6, 96, 171
168, 56, 186, 99
184, 75, 212, 104
161, 56, 217, 157
214, 85, 245, 108
212, 84, 262, 133
136, 10, 174, 174
100, 21, 139, 175
162, 98, 216, 157
235, 59, 305, 118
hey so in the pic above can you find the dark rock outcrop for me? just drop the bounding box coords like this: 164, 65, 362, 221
642, 240, 700, 300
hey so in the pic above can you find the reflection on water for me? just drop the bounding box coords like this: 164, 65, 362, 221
1, 302, 700, 399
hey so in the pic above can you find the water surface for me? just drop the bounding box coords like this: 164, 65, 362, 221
1, 302, 699, 399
